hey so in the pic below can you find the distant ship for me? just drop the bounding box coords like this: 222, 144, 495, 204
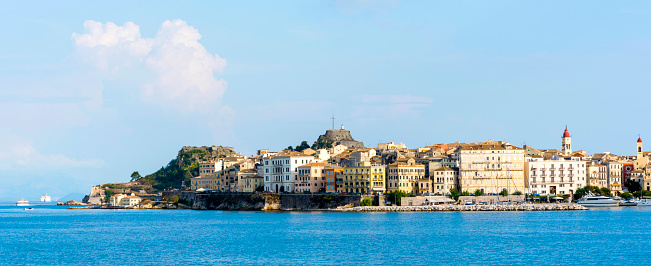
40, 194, 52, 202
16, 199, 29, 206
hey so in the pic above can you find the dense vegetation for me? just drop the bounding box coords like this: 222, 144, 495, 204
135, 159, 198, 190
625, 179, 641, 192
360, 198, 373, 206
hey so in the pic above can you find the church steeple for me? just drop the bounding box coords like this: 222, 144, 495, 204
562, 126, 572, 156
637, 135, 643, 159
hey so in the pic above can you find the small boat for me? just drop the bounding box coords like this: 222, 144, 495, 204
638, 197, 651, 207
577, 195, 619, 207
40, 194, 52, 202
23, 208, 34, 210
16, 199, 29, 206
619, 199, 638, 206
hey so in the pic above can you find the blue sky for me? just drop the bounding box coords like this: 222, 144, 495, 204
2, 0, 650, 201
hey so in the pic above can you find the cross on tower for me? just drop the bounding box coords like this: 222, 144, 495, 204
331, 115, 335, 130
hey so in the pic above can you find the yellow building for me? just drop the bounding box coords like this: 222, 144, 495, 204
457, 142, 525, 195
190, 174, 222, 191
238, 176, 264, 193
386, 159, 425, 193
342, 162, 386, 194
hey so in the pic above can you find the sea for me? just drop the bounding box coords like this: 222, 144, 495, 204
1, 203, 650, 265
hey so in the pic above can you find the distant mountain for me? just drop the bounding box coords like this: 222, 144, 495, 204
57, 193, 86, 202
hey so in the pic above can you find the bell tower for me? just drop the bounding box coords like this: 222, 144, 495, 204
637, 136, 643, 159
562, 126, 571, 156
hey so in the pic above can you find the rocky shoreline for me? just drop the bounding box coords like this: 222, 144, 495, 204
344, 203, 588, 212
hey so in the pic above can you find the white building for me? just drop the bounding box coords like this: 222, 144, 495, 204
263, 151, 316, 193
525, 156, 586, 196
456, 141, 526, 195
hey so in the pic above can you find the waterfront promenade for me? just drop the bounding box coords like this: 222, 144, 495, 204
347, 203, 587, 212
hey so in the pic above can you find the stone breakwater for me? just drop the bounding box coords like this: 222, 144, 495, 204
347, 203, 588, 212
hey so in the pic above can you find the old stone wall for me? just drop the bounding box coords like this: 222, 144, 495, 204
163, 191, 363, 210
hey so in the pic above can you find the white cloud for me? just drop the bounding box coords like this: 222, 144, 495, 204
72, 19, 227, 112
0, 136, 105, 170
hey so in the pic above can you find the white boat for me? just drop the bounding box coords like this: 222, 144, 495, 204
638, 198, 651, 206
16, 199, 29, 206
23, 208, 34, 210
577, 195, 619, 207
40, 194, 51, 202
619, 199, 638, 206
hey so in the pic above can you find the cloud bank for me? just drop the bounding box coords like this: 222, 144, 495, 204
0, 137, 105, 170
72, 19, 227, 112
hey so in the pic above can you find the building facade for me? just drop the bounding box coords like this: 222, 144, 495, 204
325, 166, 343, 193
457, 142, 525, 195
524, 157, 586, 196
341, 162, 386, 194
263, 151, 315, 193
385, 159, 426, 193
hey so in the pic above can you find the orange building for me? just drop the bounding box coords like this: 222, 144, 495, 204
325, 166, 343, 193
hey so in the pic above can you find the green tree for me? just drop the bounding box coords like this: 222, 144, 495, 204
449, 188, 460, 201
255, 185, 264, 192
599, 187, 612, 197
574, 187, 586, 200
130, 171, 142, 182
295, 141, 311, 152
512, 191, 523, 195
473, 189, 484, 196
386, 190, 409, 205
360, 198, 373, 206
168, 195, 179, 203
460, 190, 471, 196
625, 179, 641, 192
286, 146, 294, 151
499, 189, 508, 196
633, 190, 651, 198
103, 189, 115, 203
620, 192, 633, 200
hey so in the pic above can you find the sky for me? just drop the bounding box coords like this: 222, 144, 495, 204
2, 0, 651, 201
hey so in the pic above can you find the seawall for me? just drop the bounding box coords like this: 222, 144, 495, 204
162, 191, 367, 210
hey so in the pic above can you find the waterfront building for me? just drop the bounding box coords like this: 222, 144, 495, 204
342, 161, 386, 194
385, 159, 426, 193
457, 141, 525, 195
586, 161, 607, 187
236, 169, 258, 192
324, 165, 343, 193
263, 151, 316, 193
415, 156, 458, 178
417, 166, 458, 195
120, 196, 142, 207
296, 162, 331, 193
109, 194, 125, 206
108, 194, 141, 207
524, 156, 586, 196
239, 176, 264, 193
190, 175, 221, 191
604, 160, 623, 193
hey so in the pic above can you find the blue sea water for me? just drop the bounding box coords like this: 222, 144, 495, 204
1, 204, 650, 265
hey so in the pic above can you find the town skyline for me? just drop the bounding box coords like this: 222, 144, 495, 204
3, 1, 651, 202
